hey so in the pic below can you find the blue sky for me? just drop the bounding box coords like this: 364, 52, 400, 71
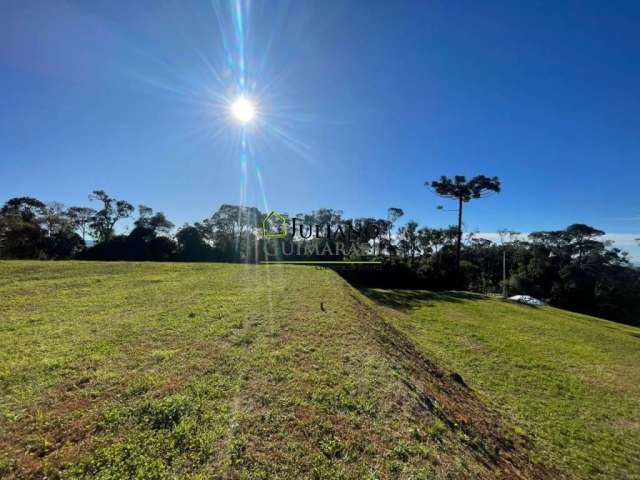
1, 1, 639, 259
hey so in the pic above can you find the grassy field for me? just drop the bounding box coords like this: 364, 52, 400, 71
364, 289, 640, 479
1, 261, 637, 479
0, 261, 552, 480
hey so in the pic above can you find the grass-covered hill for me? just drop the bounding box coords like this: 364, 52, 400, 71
364, 289, 640, 479
0, 262, 637, 479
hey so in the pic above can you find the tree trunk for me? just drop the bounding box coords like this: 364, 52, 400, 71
456, 197, 463, 286
502, 248, 507, 297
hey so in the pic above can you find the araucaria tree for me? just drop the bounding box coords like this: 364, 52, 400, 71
428, 175, 501, 280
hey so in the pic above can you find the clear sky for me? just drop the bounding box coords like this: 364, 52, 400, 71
1, 1, 639, 259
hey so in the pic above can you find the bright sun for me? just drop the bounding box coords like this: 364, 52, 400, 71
231, 97, 256, 124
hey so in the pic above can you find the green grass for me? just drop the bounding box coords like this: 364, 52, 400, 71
1, 261, 549, 480
4, 261, 636, 479
364, 289, 640, 479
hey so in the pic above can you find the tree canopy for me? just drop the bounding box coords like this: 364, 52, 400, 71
429, 175, 501, 202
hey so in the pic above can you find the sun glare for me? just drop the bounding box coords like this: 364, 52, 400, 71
231, 97, 256, 124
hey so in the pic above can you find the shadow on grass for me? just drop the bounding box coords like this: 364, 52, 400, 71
361, 288, 489, 311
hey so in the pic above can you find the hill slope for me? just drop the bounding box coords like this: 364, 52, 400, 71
364, 289, 640, 479
0, 261, 554, 479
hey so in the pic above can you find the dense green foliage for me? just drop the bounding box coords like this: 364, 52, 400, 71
460, 224, 640, 324
0, 197, 84, 259
366, 288, 640, 479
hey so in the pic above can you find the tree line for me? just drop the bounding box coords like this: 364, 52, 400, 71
1, 182, 639, 325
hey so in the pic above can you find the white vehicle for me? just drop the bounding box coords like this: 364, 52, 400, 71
508, 295, 545, 306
